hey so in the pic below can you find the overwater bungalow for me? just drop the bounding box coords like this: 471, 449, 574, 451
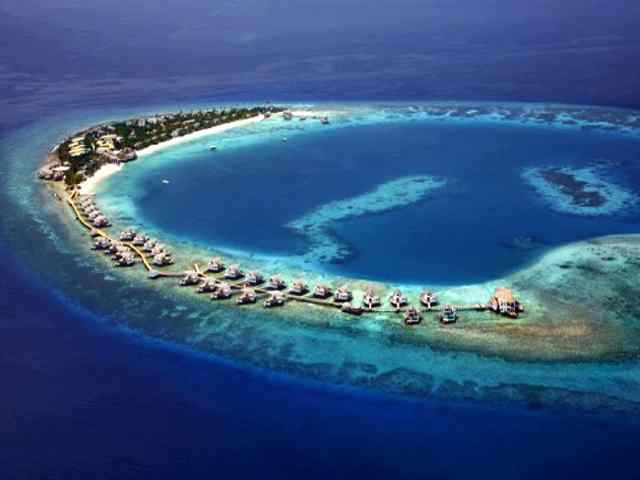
150, 245, 165, 256
117, 252, 136, 267
245, 271, 264, 286
334, 285, 353, 303
489, 288, 524, 318
341, 303, 363, 316
419, 290, 439, 309
212, 282, 233, 300
313, 284, 332, 299
93, 216, 110, 228
152, 252, 174, 267
180, 271, 200, 286
404, 307, 422, 326
93, 237, 111, 250
362, 287, 381, 310
206, 257, 225, 273
224, 264, 244, 280
264, 291, 286, 308
87, 210, 101, 220
389, 289, 408, 310
143, 239, 157, 252
236, 287, 257, 305
198, 279, 219, 293
266, 275, 287, 290
132, 234, 147, 246
439, 305, 458, 324
289, 280, 309, 296
119, 229, 136, 242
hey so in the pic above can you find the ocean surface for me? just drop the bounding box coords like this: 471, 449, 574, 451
3, 1, 640, 478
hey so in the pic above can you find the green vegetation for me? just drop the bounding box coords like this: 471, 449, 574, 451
52, 105, 283, 186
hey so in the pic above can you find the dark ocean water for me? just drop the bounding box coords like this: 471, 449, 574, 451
2, 1, 640, 478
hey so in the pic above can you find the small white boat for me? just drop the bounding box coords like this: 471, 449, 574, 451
162, 179, 170, 184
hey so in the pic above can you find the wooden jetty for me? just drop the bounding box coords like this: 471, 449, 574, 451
66, 190, 525, 322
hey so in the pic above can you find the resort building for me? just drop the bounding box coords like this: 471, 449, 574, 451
489, 288, 524, 318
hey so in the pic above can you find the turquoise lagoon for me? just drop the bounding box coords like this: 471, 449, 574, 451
8, 103, 640, 413
97, 104, 640, 285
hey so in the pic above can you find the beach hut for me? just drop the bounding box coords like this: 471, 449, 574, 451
404, 307, 422, 326
224, 264, 244, 280
419, 290, 439, 309
264, 291, 286, 308
236, 287, 257, 305
198, 279, 219, 293
334, 285, 353, 303
266, 275, 287, 290
289, 280, 309, 296
489, 288, 524, 318
206, 257, 225, 273
389, 289, 408, 310
362, 287, 381, 310
313, 284, 332, 299
180, 271, 200, 286
245, 271, 264, 286
439, 305, 458, 324
211, 282, 233, 300
119, 229, 136, 242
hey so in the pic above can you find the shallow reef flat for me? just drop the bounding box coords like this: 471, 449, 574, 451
286, 175, 446, 263
522, 165, 637, 216
10, 102, 640, 413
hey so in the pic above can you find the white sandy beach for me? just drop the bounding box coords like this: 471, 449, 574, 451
136, 114, 266, 158
78, 113, 280, 195
78, 163, 124, 194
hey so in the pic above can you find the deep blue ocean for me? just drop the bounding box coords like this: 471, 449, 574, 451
2, 1, 640, 478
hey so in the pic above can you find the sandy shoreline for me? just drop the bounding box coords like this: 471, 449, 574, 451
136, 114, 266, 158
78, 112, 280, 195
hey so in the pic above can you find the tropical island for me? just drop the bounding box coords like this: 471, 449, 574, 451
34, 102, 640, 369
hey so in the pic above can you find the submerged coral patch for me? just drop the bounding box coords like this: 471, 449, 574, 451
287, 175, 445, 264
522, 166, 636, 216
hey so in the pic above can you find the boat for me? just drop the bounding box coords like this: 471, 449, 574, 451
264, 291, 286, 308
282, 137, 288, 143
289, 280, 309, 296
236, 287, 257, 305
208, 145, 217, 151
333, 285, 353, 303
389, 289, 408, 310
419, 290, 439, 309
320, 116, 330, 125
439, 305, 458, 324
266, 275, 286, 290
404, 307, 422, 325
162, 179, 170, 184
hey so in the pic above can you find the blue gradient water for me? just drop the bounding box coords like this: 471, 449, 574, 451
3, 1, 640, 478
110, 117, 640, 284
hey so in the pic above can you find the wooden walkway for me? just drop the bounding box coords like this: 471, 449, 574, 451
66, 190, 510, 320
